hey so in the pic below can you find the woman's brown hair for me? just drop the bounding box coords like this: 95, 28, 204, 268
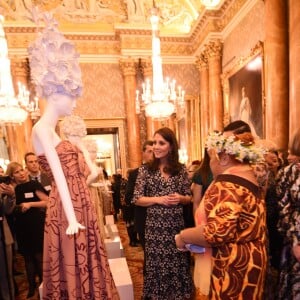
148, 127, 182, 176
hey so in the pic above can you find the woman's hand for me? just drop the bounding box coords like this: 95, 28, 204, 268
175, 233, 188, 251
168, 193, 181, 205
0, 183, 15, 196
20, 202, 31, 212
156, 195, 169, 205
66, 222, 86, 235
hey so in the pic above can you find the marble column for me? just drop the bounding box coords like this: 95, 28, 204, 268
119, 58, 142, 168
196, 53, 209, 156
289, 0, 300, 139
264, 0, 289, 148
186, 96, 201, 161
205, 40, 223, 132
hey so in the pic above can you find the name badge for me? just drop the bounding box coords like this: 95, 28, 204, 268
45, 185, 51, 191
25, 192, 34, 198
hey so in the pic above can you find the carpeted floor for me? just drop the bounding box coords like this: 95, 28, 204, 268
14, 219, 144, 300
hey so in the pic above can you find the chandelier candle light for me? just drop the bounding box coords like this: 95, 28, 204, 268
0, 15, 39, 124
136, 6, 185, 120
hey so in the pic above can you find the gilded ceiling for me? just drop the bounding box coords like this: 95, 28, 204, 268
0, 0, 248, 57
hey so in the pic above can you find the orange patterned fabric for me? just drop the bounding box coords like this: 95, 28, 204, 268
200, 174, 267, 300
38, 141, 119, 300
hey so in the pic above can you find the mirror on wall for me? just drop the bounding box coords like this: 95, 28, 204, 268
84, 119, 127, 177
85, 128, 121, 177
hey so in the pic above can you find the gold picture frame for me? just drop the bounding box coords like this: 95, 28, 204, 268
222, 41, 265, 138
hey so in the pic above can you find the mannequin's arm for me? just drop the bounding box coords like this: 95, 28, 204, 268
32, 125, 85, 235
76, 142, 99, 186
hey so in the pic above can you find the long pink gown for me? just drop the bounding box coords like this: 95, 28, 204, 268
38, 140, 119, 300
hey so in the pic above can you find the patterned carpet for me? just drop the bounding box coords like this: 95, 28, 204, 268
14, 219, 144, 300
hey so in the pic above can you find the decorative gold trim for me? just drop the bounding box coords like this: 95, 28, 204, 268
2, 0, 247, 57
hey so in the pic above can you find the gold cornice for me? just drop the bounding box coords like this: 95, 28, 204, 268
190, 0, 248, 53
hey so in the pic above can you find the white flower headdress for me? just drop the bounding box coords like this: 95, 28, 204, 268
205, 131, 266, 164
28, 10, 82, 99
60, 115, 87, 138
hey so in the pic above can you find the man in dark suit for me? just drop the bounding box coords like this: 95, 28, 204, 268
124, 140, 153, 250
24, 152, 52, 195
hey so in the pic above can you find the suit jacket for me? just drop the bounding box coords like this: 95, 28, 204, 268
30, 172, 52, 195
125, 167, 147, 232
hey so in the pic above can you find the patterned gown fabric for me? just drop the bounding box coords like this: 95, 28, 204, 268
133, 164, 194, 300
38, 141, 119, 300
199, 174, 267, 300
276, 162, 300, 299
89, 185, 106, 241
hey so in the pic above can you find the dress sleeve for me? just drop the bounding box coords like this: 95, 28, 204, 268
133, 166, 147, 203
192, 172, 203, 186
202, 182, 243, 246
178, 167, 192, 196
32, 180, 48, 196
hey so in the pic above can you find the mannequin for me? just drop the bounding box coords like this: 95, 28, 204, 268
28, 11, 119, 299
31, 94, 85, 234
60, 115, 106, 239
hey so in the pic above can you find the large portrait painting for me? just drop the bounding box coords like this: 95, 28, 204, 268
223, 42, 265, 138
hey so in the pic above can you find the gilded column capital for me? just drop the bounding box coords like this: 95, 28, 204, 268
10, 58, 29, 79
204, 39, 223, 61
140, 58, 152, 77
119, 57, 136, 77
195, 53, 208, 72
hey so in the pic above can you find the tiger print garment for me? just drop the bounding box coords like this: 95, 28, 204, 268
202, 174, 267, 300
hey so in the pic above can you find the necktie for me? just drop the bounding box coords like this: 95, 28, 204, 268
32, 176, 39, 182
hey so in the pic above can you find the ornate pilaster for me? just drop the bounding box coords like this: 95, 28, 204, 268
185, 95, 200, 162
205, 39, 223, 132
289, 0, 300, 139
264, 0, 289, 148
196, 53, 209, 156
119, 57, 142, 168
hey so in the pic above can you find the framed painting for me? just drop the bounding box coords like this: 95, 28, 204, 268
223, 42, 265, 138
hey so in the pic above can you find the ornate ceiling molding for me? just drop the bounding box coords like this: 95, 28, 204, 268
2, 0, 259, 60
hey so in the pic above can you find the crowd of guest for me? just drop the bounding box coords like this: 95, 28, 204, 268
1, 120, 300, 300
121, 121, 300, 299
0, 153, 50, 299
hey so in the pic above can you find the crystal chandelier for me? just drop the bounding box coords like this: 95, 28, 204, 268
0, 15, 40, 124
136, 6, 185, 120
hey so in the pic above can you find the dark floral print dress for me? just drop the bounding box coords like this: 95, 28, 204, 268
276, 162, 300, 300
133, 164, 194, 300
